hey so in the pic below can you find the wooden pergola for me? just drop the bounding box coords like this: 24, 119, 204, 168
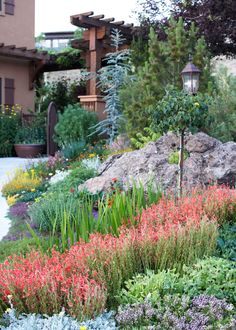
71, 11, 135, 119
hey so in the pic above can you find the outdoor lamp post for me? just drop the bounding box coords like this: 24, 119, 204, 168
177, 57, 201, 197
181, 57, 201, 94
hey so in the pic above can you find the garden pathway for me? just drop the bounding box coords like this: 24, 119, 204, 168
0, 158, 46, 241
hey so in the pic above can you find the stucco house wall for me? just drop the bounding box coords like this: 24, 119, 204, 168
0, 57, 35, 110
0, 0, 35, 48
0, 0, 36, 111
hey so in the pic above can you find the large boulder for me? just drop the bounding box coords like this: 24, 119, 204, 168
79, 132, 236, 193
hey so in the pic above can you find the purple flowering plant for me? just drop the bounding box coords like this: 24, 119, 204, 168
115, 295, 236, 329
8, 202, 29, 220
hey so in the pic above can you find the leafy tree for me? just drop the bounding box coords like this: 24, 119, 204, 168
36, 77, 78, 114
136, 0, 236, 56
55, 48, 82, 69
94, 29, 131, 145
35, 33, 45, 47
173, 0, 236, 56
152, 87, 208, 196
73, 28, 84, 40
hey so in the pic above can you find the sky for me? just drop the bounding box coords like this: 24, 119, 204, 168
35, 0, 139, 36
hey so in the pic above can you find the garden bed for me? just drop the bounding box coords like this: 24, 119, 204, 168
0, 152, 236, 329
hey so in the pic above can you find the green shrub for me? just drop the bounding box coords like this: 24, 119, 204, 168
15, 126, 46, 144
36, 77, 78, 114
216, 224, 236, 261
206, 66, 236, 142
180, 257, 236, 304
122, 19, 211, 139
0, 106, 20, 156
116, 269, 178, 305
168, 150, 189, 165
0, 238, 43, 264
118, 257, 236, 306
48, 165, 96, 194
16, 188, 46, 203
61, 141, 87, 160
130, 127, 161, 149
28, 192, 81, 232
54, 104, 98, 147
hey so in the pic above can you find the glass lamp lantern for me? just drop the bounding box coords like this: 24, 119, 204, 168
181, 60, 201, 94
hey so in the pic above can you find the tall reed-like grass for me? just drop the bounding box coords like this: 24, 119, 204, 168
28, 182, 163, 252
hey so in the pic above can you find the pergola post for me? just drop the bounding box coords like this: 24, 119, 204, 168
70, 12, 134, 118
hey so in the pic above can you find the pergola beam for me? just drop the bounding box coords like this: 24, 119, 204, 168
102, 17, 115, 22
71, 12, 135, 36
92, 14, 105, 19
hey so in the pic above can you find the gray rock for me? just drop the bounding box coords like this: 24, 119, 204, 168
79, 132, 236, 194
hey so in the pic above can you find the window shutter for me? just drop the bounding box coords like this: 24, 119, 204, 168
4, 0, 14, 15
5, 78, 14, 106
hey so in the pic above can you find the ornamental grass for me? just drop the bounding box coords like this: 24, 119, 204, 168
0, 186, 235, 319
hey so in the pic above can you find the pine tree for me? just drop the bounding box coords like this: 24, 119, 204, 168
121, 17, 211, 140
122, 27, 166, 138
164, 17, 188, 88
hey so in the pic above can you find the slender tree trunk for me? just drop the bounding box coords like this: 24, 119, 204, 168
178, 130, 185, 197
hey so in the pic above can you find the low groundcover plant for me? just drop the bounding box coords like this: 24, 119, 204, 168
115, 295, 236, 329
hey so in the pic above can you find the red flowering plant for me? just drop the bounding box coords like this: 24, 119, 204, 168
110, 178, 123, 192
0, 186, 235, 318
102, 177, 125, 209
0, 250, 106, 319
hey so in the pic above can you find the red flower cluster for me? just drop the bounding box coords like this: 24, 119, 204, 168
0, 186, 235, 319
141, 185, 236, 228
0, 250, 106, 319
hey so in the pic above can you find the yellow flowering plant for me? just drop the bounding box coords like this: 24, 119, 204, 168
2, 169, 42, 197
6, 195, 17, 206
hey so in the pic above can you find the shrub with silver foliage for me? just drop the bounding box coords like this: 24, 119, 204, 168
1, 309, 116, 330
81, 156, 101, 171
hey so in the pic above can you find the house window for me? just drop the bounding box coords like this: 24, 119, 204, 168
0, 78, 15, 108
0, 0, 3, 15
4, 78, 14, 106
5, 0, 15, 15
